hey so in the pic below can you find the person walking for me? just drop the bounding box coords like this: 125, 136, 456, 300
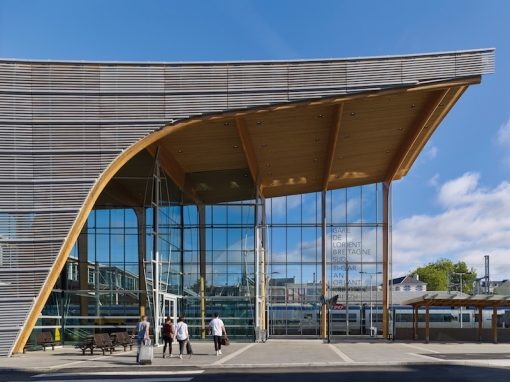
208, 312, 226, 356
161, 317, 174, 358
135, 315, 150, 364
175, 316, 189, 359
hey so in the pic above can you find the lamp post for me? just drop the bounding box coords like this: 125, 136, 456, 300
359, 271, 382, 336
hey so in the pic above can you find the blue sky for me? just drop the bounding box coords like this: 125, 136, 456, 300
1, 0, 510, 279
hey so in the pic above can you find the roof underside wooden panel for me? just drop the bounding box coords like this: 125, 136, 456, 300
97, 78, 480, 205
144, 79, 479, 203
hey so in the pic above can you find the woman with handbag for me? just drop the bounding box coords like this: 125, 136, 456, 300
208, 312, 227, 356
175, 316, 189, 359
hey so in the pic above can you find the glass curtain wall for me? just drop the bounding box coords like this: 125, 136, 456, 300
33, 181, 383, 345
36, 208, 144, 344
33, 161, 184, 345
267, 184, 384, 336
181, 201, 256, 339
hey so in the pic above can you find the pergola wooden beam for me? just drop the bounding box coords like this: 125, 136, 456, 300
323, 103, 344, 190
385, 88, 450, 181
478, 306, 483, 342
146, 144, 201, 205
425, 304, 430, 344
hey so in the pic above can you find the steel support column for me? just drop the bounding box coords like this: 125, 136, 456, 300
135, 207, 147, 317
198, 205, 206, 339
152, 154, 161, 346
78, 220, 89, 322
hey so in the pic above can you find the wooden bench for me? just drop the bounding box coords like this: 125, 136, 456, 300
93, 333, 116, 356
75, 336, 94, 355
36, 332, 58, 351
112, 331, 133, 351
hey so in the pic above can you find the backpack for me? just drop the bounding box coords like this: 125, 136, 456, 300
137, 322, 147, 340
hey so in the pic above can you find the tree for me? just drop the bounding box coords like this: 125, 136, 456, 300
412, 259, 477, 294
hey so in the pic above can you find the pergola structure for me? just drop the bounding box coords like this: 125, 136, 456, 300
403, 294, 510, 344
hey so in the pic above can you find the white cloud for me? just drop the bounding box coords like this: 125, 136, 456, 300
427, 173, 440, 188
497, 118, 510, 146
425, 145, 438, 160
496, 118, 510, 166
393, 172, 510, 279
437, 172, 480, 207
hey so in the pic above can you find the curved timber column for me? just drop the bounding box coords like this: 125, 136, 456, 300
382, 181, 391, 338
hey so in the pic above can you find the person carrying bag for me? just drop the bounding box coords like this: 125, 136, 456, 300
208, 312, 227, 356
175, 316, 191, 359
135, 315, 152, 364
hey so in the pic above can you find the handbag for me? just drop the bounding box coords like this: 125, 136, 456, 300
221, 336, 230, 346
186, 339, 193, 354
139, 339, 153, 365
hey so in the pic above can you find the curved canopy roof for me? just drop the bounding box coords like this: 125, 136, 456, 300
85, 48, 494, 205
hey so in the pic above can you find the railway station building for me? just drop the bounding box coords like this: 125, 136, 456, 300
0, 49, 495, 356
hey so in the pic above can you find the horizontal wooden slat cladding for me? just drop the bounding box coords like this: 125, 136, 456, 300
31, 64, 100, 92
0, 49, 494, 356
288, 61, 347, 90
0, 94, 33, 119
0, 242, 63, 267
0, 62, 32, 91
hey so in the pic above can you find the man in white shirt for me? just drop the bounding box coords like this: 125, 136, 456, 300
208, 312, 226, 356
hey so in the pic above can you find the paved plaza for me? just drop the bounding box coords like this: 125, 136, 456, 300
1, 339, 510, 374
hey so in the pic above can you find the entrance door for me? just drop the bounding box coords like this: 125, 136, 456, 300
157, 293, 178, 345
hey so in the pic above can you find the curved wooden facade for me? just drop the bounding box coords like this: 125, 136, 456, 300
0, 49, 494, 356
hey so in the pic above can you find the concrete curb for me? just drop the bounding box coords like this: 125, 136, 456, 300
2, 359, 510, 374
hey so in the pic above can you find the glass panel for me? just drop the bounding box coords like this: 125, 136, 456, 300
270, 197, 287, 225
347, 187, 362, 224
361, 184, 377, 224
302, 192, 319, 225
286, 194, 302, 225
331, 189, 347, 224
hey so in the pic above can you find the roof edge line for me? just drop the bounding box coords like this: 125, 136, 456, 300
0, 48, 495, 66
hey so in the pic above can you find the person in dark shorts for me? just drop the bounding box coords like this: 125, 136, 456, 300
208, 312, 226, 356
161, 317, 174, 358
